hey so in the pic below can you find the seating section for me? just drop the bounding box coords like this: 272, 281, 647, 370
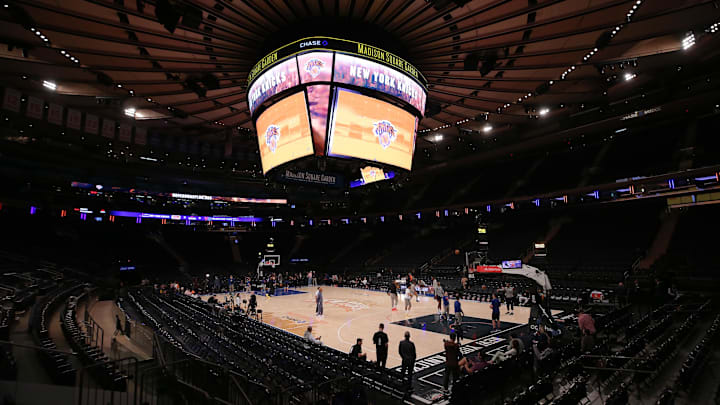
60, 293, 127, 390
0, 309, 16, 380
127, 289, 409, 401
28, 284, 82, 385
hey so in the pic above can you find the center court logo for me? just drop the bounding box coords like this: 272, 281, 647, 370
373, 120, 397, 149
324, 299, 369, 312
304, 58, 325, 79
265, 125, 280, 153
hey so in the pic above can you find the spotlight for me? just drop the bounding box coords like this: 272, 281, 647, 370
42, 80, 56, 90
682, 31, 695, 49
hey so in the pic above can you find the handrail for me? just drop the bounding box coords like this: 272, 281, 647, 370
229, 374, 254, 405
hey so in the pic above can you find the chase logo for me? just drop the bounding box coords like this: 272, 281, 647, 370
304, 58, 325, 79
373, 120, 397, 149
264, 125, 280, 153
299, 39, 329, 48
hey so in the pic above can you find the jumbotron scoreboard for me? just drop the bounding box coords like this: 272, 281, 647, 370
247, 37, 428, 175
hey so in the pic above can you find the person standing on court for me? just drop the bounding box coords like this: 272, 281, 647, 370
399, 331, 416, 384
503, 283, 515, 315
315, 287, 324, 317
490, 293, 501, 331
373, 323, 389, 368
388, 281, 399, 311
435, 282, 445, 313
443, 333, 460, 392
454, 297, 464, 323
404, 286, 413, 313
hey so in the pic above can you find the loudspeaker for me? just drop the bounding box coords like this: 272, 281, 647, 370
155, 0, 182, 33
201, 73, 220, 90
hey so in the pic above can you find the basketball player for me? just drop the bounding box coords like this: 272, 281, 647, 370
388, 281, 399, 311
404, 286, 413, 313
490, 293, 501, 331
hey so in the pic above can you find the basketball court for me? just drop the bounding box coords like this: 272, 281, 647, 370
203, 286, 539, 368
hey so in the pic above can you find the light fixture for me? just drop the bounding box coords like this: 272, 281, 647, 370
433, 134, 443, 142
539, 108, 550, 116
42, 80, 56, 90
682, 31, 695, 50
624, 73, 636, 81
124, 108, 136, 117
483, 124, 493, 133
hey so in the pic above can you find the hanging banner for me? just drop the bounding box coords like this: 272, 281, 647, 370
134, 127, 147, 145
47, 103, 64, 125
102, 119, 116, 139
85, 114, 99, 134
118, 123, 132, 142
2, 88, 21, 112
67, 108, 82, 130
26, 96, 44, 119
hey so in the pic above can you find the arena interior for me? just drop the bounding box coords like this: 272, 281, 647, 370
1, 0, 720, 404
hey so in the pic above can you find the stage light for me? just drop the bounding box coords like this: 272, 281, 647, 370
42, 80, 56, 90
124, 108, 136, 117
682, 31, 695, 49
539, 108, 549, 116
483, 124, 492, 133
433, 134, 443, 142
624, 73, 636, 81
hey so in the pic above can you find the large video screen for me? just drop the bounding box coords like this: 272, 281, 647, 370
248, 58, 300, 115
255, 92, 313, 174
333, 53, 427, 115
306, 84, 331, 156
327, 89, 417, 170
298, 52, 333, 84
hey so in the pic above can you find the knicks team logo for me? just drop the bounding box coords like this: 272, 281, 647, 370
265, 125, 280, 153
305, 58, 325, 79
373, 120, 397, 149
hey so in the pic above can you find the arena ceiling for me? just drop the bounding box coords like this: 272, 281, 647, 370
1, 0, 719, 171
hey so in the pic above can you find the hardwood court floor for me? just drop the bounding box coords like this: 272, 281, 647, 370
207, 286, 534, 368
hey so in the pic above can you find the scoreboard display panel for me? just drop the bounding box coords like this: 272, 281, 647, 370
248, 37, 427, 174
